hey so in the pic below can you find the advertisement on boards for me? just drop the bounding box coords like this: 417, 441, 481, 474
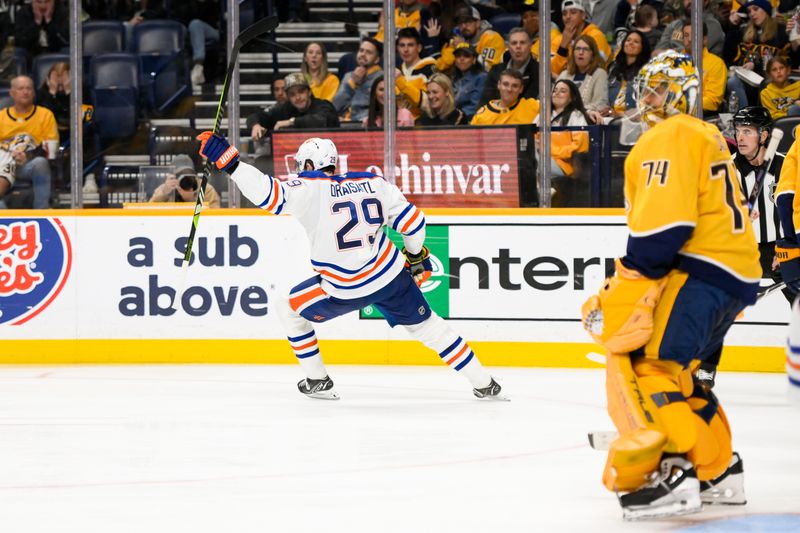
271, 128, 521, 208
0, 214, 788, 348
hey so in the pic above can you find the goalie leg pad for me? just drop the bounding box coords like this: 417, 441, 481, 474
603, 354, 698, 491
686, 386, 733, 482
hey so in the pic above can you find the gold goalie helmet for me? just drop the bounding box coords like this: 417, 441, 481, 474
633, 50, 699, 128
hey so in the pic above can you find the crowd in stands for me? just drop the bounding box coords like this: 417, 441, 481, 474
5, 0, 800, 208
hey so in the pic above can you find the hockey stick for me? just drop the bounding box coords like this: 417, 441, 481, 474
180, 15, 280, 268
747, 128, 783, 218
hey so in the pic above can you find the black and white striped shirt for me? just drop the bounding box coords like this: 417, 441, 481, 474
733, 151, 784, 245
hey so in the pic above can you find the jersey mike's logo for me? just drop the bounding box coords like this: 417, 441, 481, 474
0, 218, 72, 325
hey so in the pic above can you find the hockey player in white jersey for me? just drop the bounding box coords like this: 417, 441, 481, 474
197, 131, 506, 401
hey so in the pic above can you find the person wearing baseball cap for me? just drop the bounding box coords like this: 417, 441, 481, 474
149, 154, 221, 208
521, 0, 563, 63
435, 4, 505, 73
247, 72, 340, 141
451, 43, 486, 120
551, 0, 610, 77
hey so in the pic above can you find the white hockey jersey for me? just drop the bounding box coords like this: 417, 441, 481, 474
230, 162, 427, 299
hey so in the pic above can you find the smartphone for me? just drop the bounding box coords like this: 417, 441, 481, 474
736, 12, 748, 19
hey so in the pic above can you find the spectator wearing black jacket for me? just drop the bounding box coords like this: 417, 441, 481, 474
479, 27, 539, 107
14, 0, 69, 70
247, 73, 340, 141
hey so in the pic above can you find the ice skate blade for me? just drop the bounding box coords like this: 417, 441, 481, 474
700, 486, 746, 505
476, 393, 510, 401
303, 389, 341, 400
622, 498, 702, 521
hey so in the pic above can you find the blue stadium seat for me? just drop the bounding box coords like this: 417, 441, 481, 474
132, 20, 190, 112
90, 53, 140, 141
83, 20, 126, 56
489, 13, 521, 38
31, 53, 70, 90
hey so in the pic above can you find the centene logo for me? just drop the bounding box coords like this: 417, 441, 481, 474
0, 218, 72, 325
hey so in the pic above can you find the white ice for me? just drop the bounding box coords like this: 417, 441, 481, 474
0, 365, 798, 532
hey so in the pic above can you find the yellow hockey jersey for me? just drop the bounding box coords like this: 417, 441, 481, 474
396, 57, 436, 119
700, 48, 727, 112
623, 114, 761, 303
777, 137, 800, 241
374, 6, 422, 43
0, 106, 58, 145
437, 29, 506, 73
760, 80, 800, 120
470, 97, 540, 126
310, 73, 340, 102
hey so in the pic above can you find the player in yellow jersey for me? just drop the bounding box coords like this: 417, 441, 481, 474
582, 51, 760, 520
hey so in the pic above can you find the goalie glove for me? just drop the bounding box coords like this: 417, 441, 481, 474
402, 246, 432, 286
197, 131, 240, 173
776, 239, 800, 291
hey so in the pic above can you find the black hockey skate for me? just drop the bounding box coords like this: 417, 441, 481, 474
619, 456, 702, 521
297, 376, 340, 400
700, 452, 746, 505
473, 377, 509, 401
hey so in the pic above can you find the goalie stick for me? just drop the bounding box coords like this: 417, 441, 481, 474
180, 15, 279, 268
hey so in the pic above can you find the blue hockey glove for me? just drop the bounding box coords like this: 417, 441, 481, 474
197, 130, 239, 173
776, 239, 800, 291
402, 246, 432, 286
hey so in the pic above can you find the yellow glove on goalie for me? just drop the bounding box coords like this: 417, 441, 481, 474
581, 259, 667, 353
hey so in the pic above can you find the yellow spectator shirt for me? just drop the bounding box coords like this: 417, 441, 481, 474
760, 80, 800, 119
0, 105, 58, 144
470, 97, 540, 125
438, 29, 506, 73
311, 73, 340, 102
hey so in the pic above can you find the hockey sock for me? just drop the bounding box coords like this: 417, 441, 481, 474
288, 329, 327, 380
405, 313, 492, 389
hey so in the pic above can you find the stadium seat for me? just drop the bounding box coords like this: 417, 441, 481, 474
773, 116, 800, 155
98, 164, 144, 207
489, 13, 521, 38
90, 53, 140, 141
148, 125, 201, 166
31, 53, 70, 90
83, 20, 126, 56
132, 20, 190, 112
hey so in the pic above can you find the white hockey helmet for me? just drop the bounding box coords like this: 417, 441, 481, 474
294, 137, 338, 172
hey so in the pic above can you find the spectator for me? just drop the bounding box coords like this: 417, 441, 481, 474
0, 75, 58, 209
591, 0, 621, 36
437, 5, 505, 73
682, 21, 727, 114
14, 0, 69, 71
301, 42, 340, 102
272, 74, 288, 106
658, 0, 724, 55
556, 35, 609, 123
471, 69, 540, 125
332, 37, 383, 122
247, 73, 339, 141
419, 73, 467, 126
521, 0, 562, 63
395, 27, 437, 119
363, 75, 416, 128
36, 62, 94, 143
552, 0, 611, 77
607, 30, 651, 118
167, 0, 221, 88
149, 154, 220, 208
760, 56, 800, 118
451, 43, 486, 120
633, 5, 663, 51
533, 79, 591, 202
723, 0, 791, 108
374, 0, 443, 57
613, 0, 662, 38
481, 27, 539, 106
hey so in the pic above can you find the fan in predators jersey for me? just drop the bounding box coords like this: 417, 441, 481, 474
196, 132, 506, 402
581, 50, 761, 521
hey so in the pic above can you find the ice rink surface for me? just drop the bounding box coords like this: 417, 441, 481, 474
0, 364, 798, 533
